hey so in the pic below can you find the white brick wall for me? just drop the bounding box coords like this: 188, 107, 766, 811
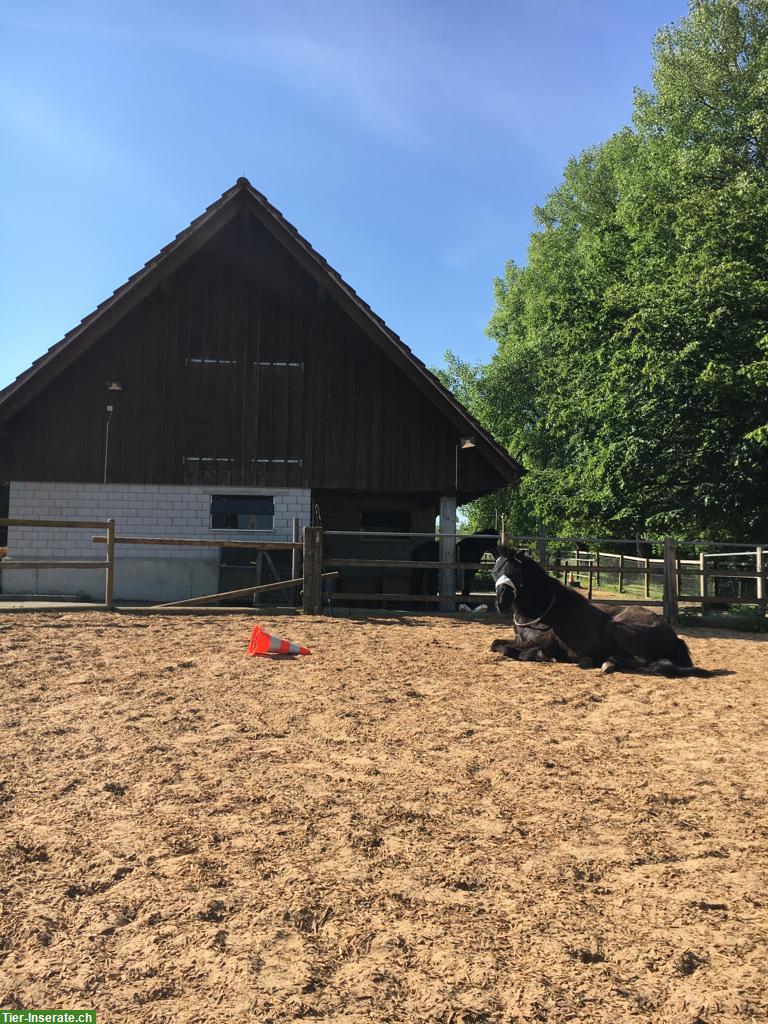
3, 482, 311, 600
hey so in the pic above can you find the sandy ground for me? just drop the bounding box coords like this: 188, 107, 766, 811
0, 611, 766, 1024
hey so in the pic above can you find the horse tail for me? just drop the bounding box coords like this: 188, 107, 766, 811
672, 637, 694, 668
646, 660, 729, 678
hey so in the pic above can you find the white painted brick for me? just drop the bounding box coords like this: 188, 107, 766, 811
4, 481, 312, 598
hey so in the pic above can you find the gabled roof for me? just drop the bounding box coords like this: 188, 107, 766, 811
0, 178, 522, 482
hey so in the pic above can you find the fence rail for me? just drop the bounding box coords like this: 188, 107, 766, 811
92, 535, 301, 550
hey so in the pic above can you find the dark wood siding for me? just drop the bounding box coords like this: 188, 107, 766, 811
3, 212, 508, 497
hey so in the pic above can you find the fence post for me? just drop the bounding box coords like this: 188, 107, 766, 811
618, 553, 625, 593
757, 546, 765, 614
105, 518, 115, 610
302, 526, 323, 615
663, 538, 678, 625
644, 555, 651, 599
595, 550, 601, 588
538, 527, 547, 570
291, 517, 301, 607
699, 552, 707, 612
500, 514, 507, 548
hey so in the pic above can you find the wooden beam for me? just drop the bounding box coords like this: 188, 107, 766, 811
0, 561, 108, 570
662, 538, 678, 624
330, 592, 493, 604
105, 518, 115, 610
323, 558, 487, 570
439, 497, 456, 612
93, 535, 301, 549
152, 571, 339, 609
302, 526, 323, 614
2, 518, 108, 530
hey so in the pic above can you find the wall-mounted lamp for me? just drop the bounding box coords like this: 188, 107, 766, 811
106, 381, 123, 391
104, 404, 115, 483
455, 436, 476, 494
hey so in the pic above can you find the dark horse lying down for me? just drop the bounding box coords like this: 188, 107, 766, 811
411, 530, 499, 599
490, 545, 718, 677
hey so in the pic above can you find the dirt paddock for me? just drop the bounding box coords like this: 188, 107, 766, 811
1, 611, 766, 1023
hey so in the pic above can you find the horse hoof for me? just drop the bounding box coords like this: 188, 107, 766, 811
578, 657, 594, 670
601, 660, 616, 675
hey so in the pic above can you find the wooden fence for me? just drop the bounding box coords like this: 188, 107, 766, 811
311, 531, 768, 623
0, 517, 116, 607
1, 520, 766, 623
562, 544, 766, 619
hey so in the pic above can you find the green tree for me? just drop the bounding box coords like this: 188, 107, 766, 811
453, 0, 768, 540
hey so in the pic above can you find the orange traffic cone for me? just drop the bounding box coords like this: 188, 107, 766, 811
248, 625, 311, 657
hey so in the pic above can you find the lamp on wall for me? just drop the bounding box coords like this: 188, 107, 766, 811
103, 383, 123, 483
455, 436, 476, 494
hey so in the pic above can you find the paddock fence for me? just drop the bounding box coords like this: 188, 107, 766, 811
558, 541, 766, 621
0, 517, 116, 607
310, 529, 767, 625
0, 518, 766, 624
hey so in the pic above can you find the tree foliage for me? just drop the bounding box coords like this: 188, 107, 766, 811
450, 0, 768, 540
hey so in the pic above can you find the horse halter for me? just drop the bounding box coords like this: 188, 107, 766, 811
512, 590, 556, 629
494, 557, 557, 627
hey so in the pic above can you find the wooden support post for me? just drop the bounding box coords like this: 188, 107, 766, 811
676, 557, 682, 599
438, 497, 457, 612
587, 560, 594, 601
618, 553, 625, 593
663, 538, 678, 625
595, 550, 601, 588
105, 518, 115, 610
699, 552, 707, 612
302, 526, 323, 615
644, 555, 651, 599
500, 514, 507, 548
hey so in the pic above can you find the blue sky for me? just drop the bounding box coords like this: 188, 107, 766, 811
0, 0, 689, 392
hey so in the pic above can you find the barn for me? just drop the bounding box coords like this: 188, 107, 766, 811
0, 178, 521, 603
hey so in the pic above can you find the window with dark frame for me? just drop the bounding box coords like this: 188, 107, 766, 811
210, 495, 274, 530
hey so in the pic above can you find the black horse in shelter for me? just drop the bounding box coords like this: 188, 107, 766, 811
410, 530, 499, 600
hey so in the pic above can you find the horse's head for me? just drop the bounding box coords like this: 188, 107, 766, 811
490, 545, 525, 614
479, 528, 500, 553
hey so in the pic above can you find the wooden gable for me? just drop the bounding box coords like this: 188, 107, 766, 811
0, 182, 521, 499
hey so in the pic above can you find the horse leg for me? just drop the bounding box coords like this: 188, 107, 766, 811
602, 653, 644, 675
490, 639, 523, 660
520, 647, 552, 662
